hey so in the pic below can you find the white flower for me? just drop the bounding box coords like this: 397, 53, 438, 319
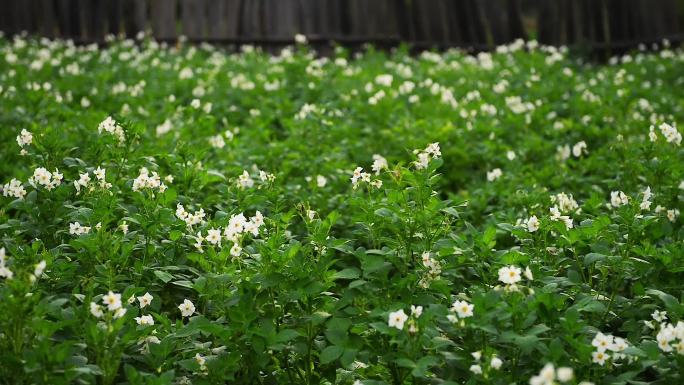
209, 134, 225, 149
237, 170, 254, 189
469, 364, 482, 375
667, 209, 679, 222
526, 215, 540, 232
471, 351, 482, 360
610, 191, 629, 208
572, 141, 587, 157
498, 265, 522, 285
69, 222, 91, 235
137, 292, 153, 308
178, 299, 196, 317
410, 305, 423, 318
487, 168, 502, 182
135, 315, 154, 326
556, 367, 574, 382
388, 309, 408, 330
592, 350, 608, 365
415, 152, 430, 170
102, 291, 122, 311
451, 300, 474, 318
206, 228, 222, 246
2, 178, 27, 199
652, 310, 667, 322
94, 167, 106, 181
658, 122, 682, 145
294, 33, 307, 44
371, 154, 388, 174
90, 302, 104, 318
490, 356, 503, 370
592, 332, 613, 352
113, 307, 127, 319
97, 116, 125, 143
316, 175, 327, 187
524, 266, 533, 280
33, 260, 46, 278
16, 129, 33, 147
424, 142, 441, 157
230, 243, 242, 257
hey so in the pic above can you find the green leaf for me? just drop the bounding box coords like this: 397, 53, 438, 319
320, 345, 343, 364
332, 267, 360, 280
275, 329, 301, 343
153, 270, 174, 283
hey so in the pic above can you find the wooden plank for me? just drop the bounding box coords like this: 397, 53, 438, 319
106, 0, 124, 36
123, 0, 148, 37
181, 0, 206, 39
263, 0, 298, 39
79, 0, 108, 40
56, 0, 80, 38
151, 0, 177, 40
207, 0, 241, 39
37, 0, 57, 38
240, 0, 263, 39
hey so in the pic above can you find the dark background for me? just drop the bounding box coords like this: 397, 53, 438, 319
1, 0, 682, 53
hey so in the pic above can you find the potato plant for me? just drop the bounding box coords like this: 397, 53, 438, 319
0, 33, 683, 385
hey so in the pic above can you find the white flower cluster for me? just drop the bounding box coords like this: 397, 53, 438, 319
610, 190, 630, 208
469, 351, 502, 375
649, 122, 681, 145
546, 192, 578, 230
90, 291, 127, 319
175, 204, 207, 227
132, 167, 170, 193
133, 292, 155, 326
529, 363, 578, 385
505, 95, 535, 114
498, 265, 533, 290
550, 192, 579, 213
208, 130, 234, 149
487, 168, 503, 182
69, 222, 92, 235
2, 178, 27, 199
649, 310, 684, 354
350, 166, 381, 189
556, 141, 588, 162
388, 305, 422, 332
237, 169, 275, 189
414, 142, 441, 170
97, 116, 126, 144
640, 186, 653, 211
654, 205, 680, 222
28, 167, 63, 190
419, 251, 442, 288
0, 248, 13, 279
16, 128, 33, 155
194, 211, 265, 257
591, 332, 631, 365
294, 103, 320, 120
74, 166, 112, 194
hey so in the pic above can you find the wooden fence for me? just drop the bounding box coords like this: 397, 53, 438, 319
0, 0, 681, 51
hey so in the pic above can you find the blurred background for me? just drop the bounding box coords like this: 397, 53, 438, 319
1, 0, 683, 53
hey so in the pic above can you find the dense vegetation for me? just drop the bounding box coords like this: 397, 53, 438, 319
1, 33, 683, 385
